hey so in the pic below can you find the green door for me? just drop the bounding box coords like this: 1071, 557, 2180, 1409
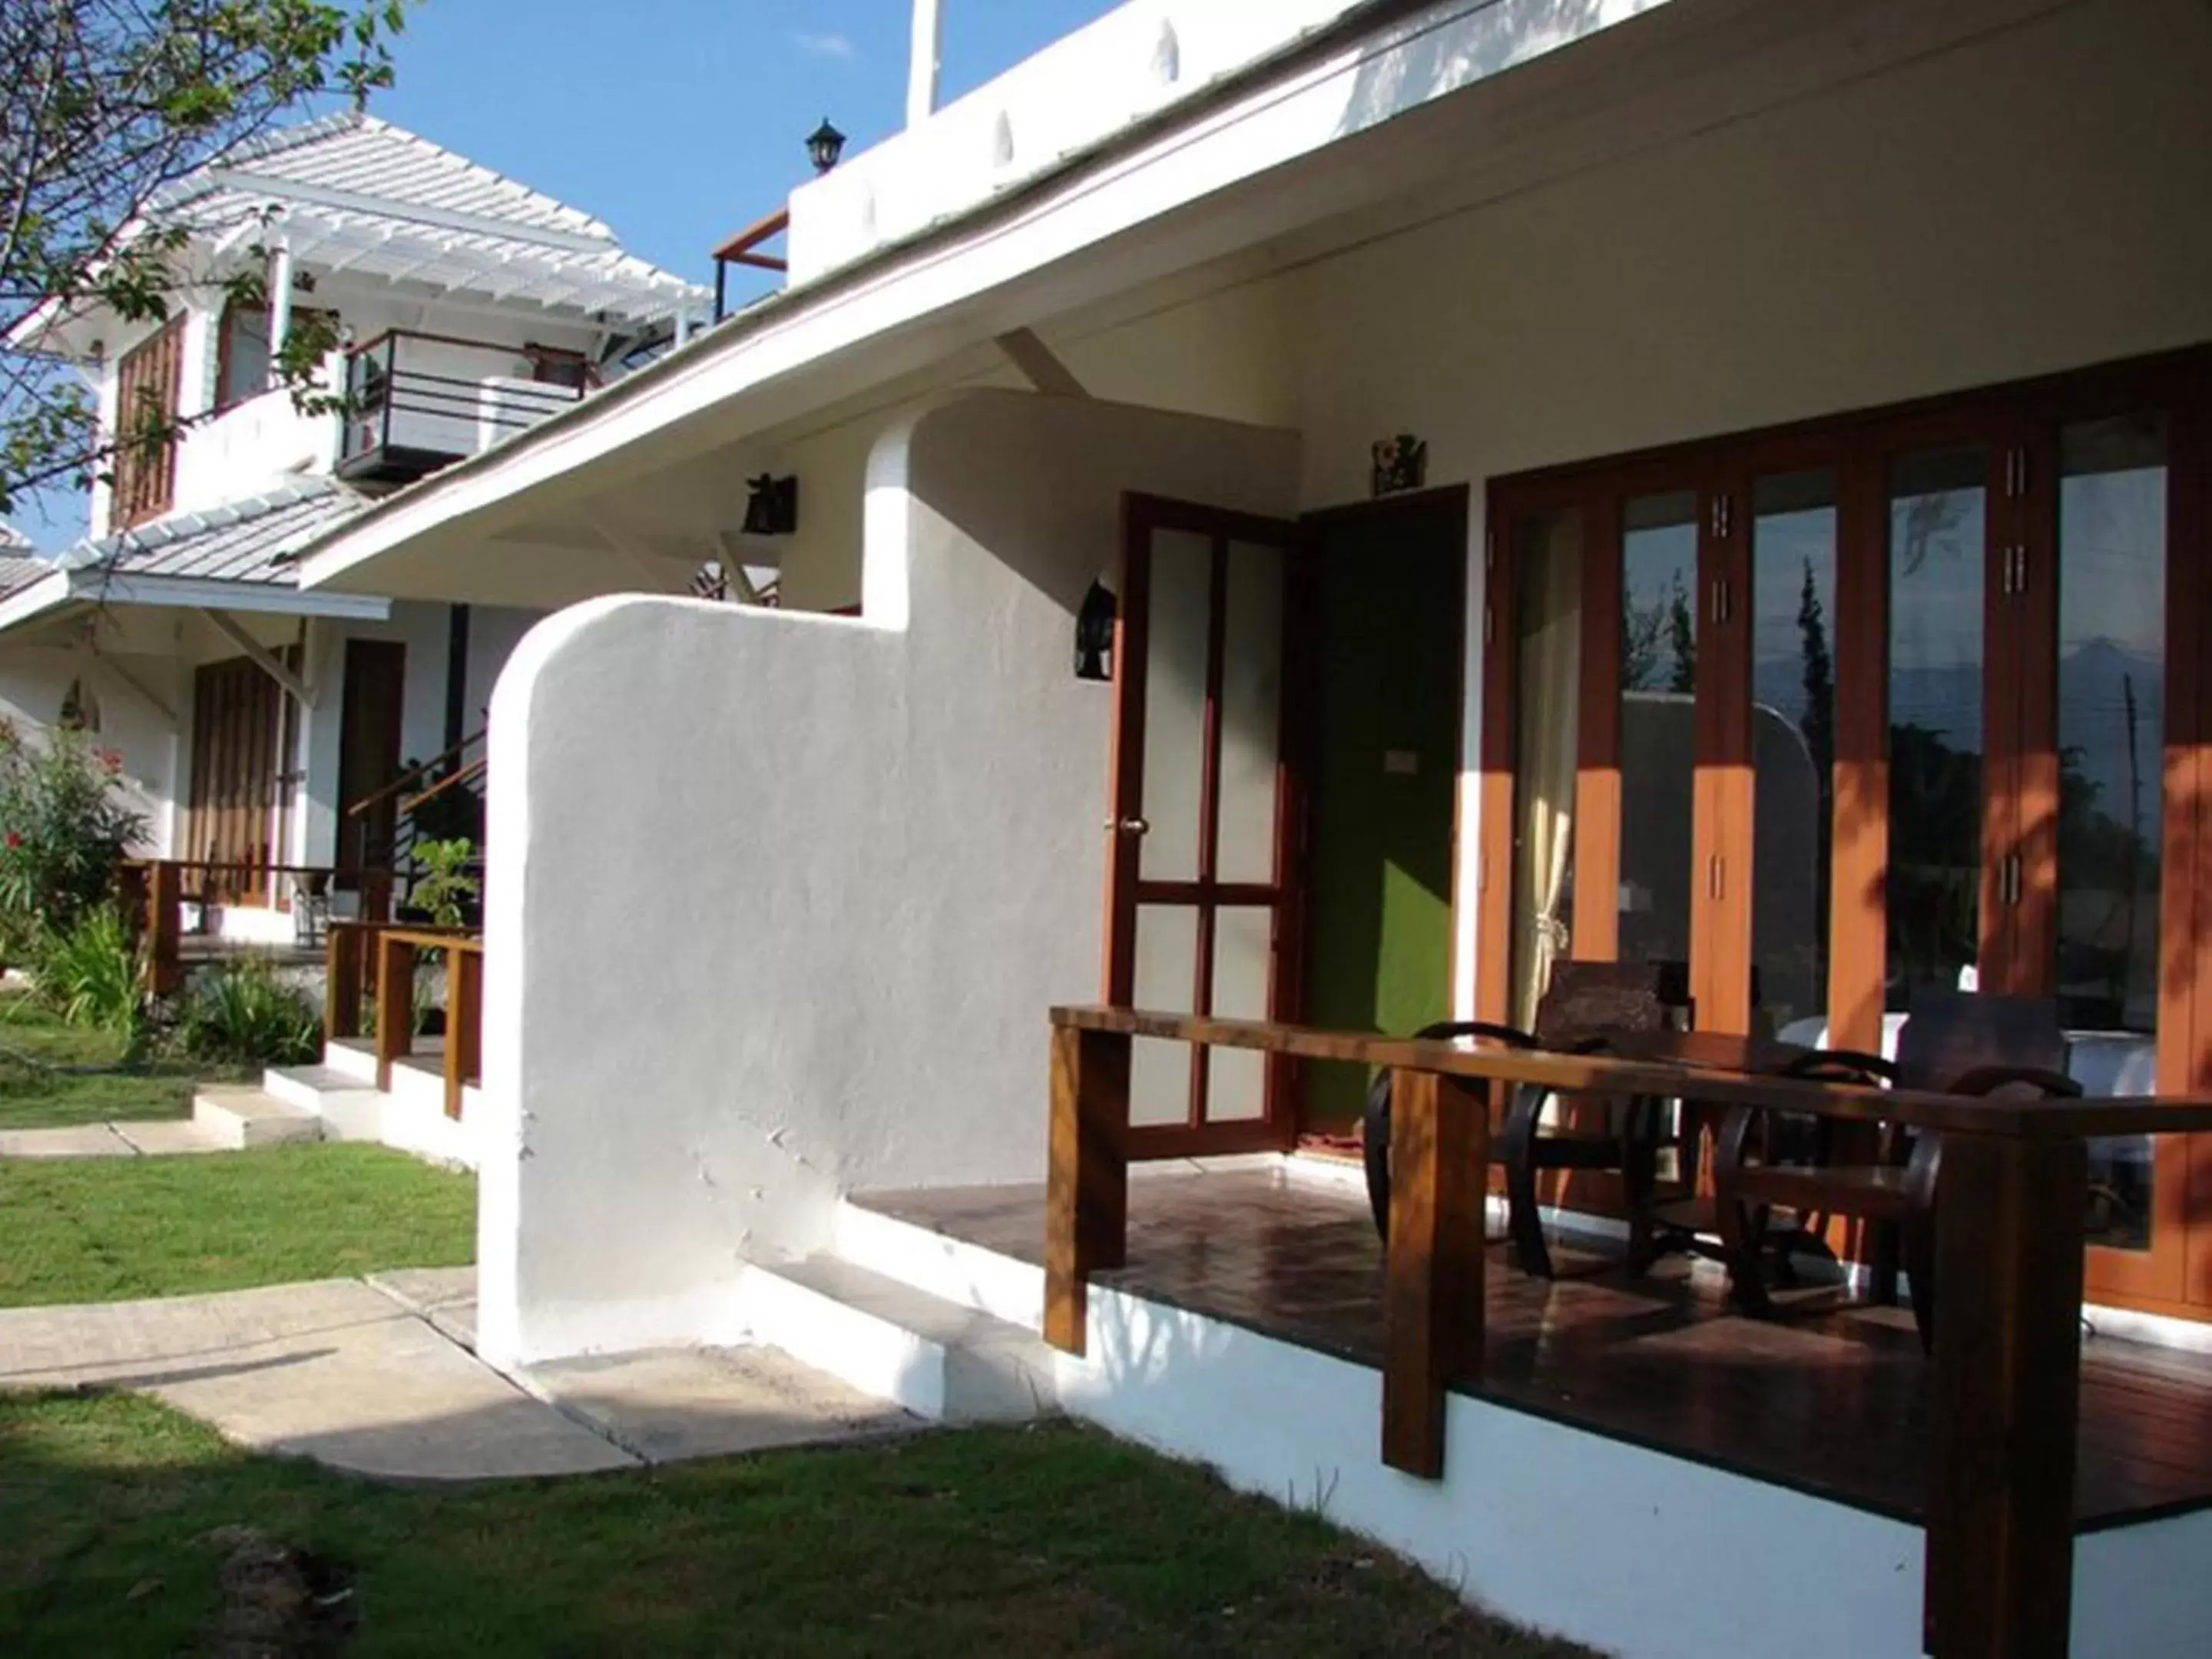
1300, 495, 1465, 1132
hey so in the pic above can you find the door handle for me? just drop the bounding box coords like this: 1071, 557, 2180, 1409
1104, 817, 1150, 836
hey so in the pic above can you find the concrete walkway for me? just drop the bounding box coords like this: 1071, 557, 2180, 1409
0, 1270, 918, 1479
0, 1120, 231, 1157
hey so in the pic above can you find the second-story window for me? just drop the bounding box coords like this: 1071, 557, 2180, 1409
524, 344, 591, 392
214, 300, 273, 412
214, 300, 338, 412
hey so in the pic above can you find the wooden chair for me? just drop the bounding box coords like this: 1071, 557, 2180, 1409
1363, 959, 1692, 1277
1713, 988, 2079, 1349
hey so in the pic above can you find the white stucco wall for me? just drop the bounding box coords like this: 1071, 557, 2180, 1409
0, 644, 179, 854
478, 391, 1300, 1365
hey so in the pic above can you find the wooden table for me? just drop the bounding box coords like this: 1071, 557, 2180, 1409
1043, 1005, 2212, 1659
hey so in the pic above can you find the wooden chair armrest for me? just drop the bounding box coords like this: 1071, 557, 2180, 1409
1711, 1105, 1757, 1184
1418, 1020, 1538, 1050
1946, 1064, 2082, 1099
1783, 1048, 1897, 1085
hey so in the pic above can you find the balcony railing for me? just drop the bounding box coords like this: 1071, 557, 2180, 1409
338, 329, 586, 488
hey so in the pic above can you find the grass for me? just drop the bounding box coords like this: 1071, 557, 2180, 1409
0, 988, 250, 1131
0, 1144, 475, 1306
0, 1396, 1593, 1657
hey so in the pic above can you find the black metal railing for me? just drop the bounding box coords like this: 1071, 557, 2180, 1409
341, 330, 584, 467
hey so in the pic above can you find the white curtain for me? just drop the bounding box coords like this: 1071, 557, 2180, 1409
1511, 518, 1582, 1029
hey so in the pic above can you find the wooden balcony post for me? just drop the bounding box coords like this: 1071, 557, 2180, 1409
326, 922, 365, 1041
374, 931, 417, 1091
1044, 1022, 1131, 1356
147, 859, 183, 997
444, 945, 482, 1121
1382, 1069, 1488, 1479
1924, 1130, 2088, 1659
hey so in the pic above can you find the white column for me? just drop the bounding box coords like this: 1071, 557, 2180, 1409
908, 0, 942, 127
266, 241, 294, 388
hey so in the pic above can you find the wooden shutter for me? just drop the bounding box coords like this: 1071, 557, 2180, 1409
110, 316, 185, 530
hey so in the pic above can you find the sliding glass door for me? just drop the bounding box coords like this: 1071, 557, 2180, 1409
1481, 350, 2212, 1313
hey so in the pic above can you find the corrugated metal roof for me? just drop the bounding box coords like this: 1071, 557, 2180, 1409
59, 478, 368, 587
0, 554, 51, 596
154, 113, 706, 327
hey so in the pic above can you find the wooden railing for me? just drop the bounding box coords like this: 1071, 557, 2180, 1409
345, 727, 486, 823
323, 922, 483, 1120
1045, 1005, 2212, 1659
122, 859, 396, 995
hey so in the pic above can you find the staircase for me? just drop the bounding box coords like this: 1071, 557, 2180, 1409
348, 729, 488, 919
735, 1199, 1061, 1424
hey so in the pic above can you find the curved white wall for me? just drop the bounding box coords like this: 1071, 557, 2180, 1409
478, 391, 1298, 1365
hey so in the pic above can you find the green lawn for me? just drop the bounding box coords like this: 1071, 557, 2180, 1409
0, 990, 249, 1131
0, 1144, 475, 1306
0, 1395, 1591, 1657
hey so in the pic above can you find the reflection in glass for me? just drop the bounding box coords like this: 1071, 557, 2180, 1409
1216, 541, 1286, 885
1128, 903, 1197, 1126
1511, 512, 1581, 1027
1887, 448, 1985, 1001
1209, 907, 1271, 1119
1618, 491, 1699, 972
1751, 470, 1837, 1031
1138, 530, 1211, 882
2059, 413, 2167, 1252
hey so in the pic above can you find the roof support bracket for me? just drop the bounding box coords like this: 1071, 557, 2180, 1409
995, 329, 1089, 399
83, 643, 179, 730
202, 608, 317, 710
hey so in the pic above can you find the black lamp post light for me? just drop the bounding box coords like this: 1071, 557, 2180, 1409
807, 119, 848, 174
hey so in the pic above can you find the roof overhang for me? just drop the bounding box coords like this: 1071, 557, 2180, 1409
290, 0, 2040, 598
290, 0, 1701, 593
0, 568, 388, 641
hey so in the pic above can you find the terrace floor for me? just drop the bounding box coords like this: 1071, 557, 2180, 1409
856, 1164, 2212, 1532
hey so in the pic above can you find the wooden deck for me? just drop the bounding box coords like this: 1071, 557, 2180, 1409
856, 1164, 2212, 1532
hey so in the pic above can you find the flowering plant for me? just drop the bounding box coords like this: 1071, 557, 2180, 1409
0, 720, 147, 956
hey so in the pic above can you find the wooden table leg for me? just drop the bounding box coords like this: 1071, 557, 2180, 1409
1044, 1025, 1130, 1356
1382, 1071, 1488, 1479
1924, 1131, 2086, 1658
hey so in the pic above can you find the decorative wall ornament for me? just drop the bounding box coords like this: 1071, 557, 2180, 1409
58, 678, 100, 733
1075, 580, 1118, 681
741, 475, 799, 538
1371, 434, 1429, 497
1151, 20, 1181, 85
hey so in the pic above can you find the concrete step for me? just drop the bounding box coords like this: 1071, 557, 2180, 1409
192, 1085, 324, 1150
740, 1253, 1058, 1425
323, 1036, 379, 1086
263, 1065, 384, 1141
834, 1197, 1045, 1332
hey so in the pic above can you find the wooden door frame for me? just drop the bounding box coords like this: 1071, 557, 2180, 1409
1104, 492, 1315, 1157
1479, 346, 2212, 1313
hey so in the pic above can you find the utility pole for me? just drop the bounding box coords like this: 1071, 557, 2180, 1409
909, 0, 942, 127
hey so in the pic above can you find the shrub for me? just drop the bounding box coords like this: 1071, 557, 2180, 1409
0, 721, 147, 958
175, 958, 322, 1068
31, 906, 144, 1039
410, 837, 480, 928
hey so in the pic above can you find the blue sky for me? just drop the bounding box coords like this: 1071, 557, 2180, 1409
11, 3, 1117, 546
373, 1, 1121, 301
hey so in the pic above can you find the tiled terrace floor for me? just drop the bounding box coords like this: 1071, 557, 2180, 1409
858, 1163, 2212, 1530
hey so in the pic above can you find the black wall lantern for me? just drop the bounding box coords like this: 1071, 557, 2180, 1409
742, 474, 799, 537
1075, 580, 1117, 681
806, 118, 847, 174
